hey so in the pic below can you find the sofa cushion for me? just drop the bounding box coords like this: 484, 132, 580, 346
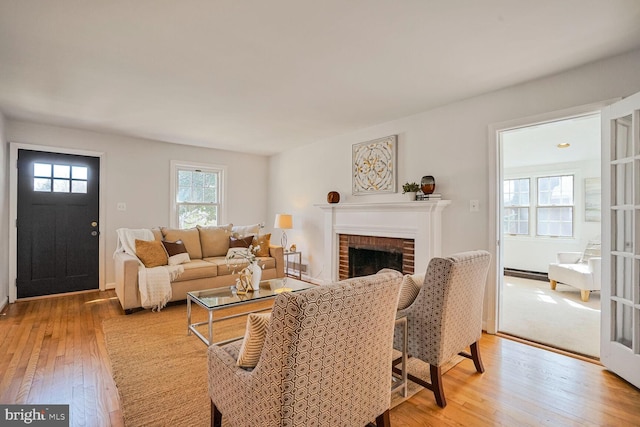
161, 227, 202, 259
172, 259, 218, 282
232, 224, 261, 238
253, 233, 271, 257
135, 239, 168, 268
162, 240, 191, 266
198, 224, 233, 258
236, 312, 271, 368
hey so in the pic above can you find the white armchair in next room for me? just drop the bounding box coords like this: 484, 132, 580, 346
547, 242, 601, 302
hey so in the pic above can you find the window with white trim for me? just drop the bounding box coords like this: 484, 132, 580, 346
171, 162, 224, 229
536, 175, 574, 237
503, 178, 530, 235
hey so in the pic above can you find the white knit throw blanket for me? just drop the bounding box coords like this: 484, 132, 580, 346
114, 228, 183, 311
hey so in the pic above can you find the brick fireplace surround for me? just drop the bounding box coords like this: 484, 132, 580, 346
317, 201, 450, 282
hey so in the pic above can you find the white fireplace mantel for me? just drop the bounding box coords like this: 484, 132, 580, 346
315, 201, 451, 282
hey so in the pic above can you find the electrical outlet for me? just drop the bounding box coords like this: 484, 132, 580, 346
117, 202, 127, 211
470, 200, 479, 212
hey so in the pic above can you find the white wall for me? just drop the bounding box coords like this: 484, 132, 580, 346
5, 121, 270, 289
0, 112, 8, 310
503, 160, 601, 273
267, 49, 640, 295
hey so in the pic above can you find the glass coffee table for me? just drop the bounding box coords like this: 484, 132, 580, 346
187, 277, 314, 346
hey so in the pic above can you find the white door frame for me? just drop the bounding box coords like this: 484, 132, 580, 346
486, 100, 615, 334
8, 142, 107, 303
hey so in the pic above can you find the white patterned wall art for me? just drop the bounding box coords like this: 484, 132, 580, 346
352, 135, 397, 195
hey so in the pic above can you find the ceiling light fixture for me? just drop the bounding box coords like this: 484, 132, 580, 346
557, 142, 571, 148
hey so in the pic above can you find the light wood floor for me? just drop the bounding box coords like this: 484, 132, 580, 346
1, 290, 639, 427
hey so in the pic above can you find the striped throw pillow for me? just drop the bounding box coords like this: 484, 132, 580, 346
236, 313, 271, 368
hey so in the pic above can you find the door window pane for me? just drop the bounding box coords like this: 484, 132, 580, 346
72, 166, 87, 180
53, 179, 70, 193
34, 178, 51, 192
614, 302, 633, 349
71, 180, 87, 193
34, 163, 51, 177
53, 164, 70, 179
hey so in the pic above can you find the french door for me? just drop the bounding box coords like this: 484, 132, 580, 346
601, 91, 640, 388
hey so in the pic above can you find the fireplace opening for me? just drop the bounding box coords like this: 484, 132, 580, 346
348, 247, 402, 278
339, 234, 414, 280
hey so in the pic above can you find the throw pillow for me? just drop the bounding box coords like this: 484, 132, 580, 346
252, 233, 271, 257
197, 224, 233, 258
162, 240, 191, 266
161, 227, 202, 259
580, 241, 601, 264
397, 273, 425, 310
229, 235, 254, 248
135, 239, 168, 268
237, 313, 271, 368
232, 223, 261, 238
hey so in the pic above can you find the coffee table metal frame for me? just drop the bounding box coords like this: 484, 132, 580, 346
187, 277, 314, 346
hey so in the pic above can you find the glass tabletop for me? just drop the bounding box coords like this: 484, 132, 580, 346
188, 277, 314, 309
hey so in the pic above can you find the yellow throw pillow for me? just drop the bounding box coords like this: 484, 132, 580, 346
135, 239, 168, 268
236, 313, 271, 368
252, 233, 271, 257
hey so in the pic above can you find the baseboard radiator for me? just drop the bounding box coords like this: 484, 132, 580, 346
504, 268, 548, 281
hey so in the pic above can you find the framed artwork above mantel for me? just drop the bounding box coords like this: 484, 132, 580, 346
352, 135, 397, 195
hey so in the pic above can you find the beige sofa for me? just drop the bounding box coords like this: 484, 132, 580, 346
114, 224, 285, 312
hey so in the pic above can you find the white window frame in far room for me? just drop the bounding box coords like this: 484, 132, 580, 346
170, 160, 227, 229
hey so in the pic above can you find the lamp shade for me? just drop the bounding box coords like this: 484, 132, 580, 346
274, 213, 293, 229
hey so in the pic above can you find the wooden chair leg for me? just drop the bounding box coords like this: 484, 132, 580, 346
211, 400, 222, 427
470, 341, 485, 373
580, 290, 590, 302
550, 279, 557, 290
375, 409, 391, 427
430, 365, 446, 408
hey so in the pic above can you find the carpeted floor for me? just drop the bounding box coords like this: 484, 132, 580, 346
103, 302, 457, 426
500, 276, 600, 358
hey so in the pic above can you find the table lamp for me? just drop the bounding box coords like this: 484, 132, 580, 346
273, 213, 293, 250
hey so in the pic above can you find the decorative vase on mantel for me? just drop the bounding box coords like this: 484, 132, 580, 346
421, 175, 435, 195
249, 262, 262, 291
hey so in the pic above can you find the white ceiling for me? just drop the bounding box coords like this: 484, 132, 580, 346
502, 113, 601, 169
1, 1, 640, 156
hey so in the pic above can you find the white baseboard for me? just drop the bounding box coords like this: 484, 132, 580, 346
0, 296, 8, 313
105, 282, 116, 290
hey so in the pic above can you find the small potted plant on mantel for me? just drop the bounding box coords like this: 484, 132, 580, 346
402, 182, 420, 201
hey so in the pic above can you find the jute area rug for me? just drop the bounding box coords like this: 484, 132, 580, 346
103, 302, 461, 427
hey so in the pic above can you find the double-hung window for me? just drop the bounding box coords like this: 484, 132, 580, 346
536, 175, 574, 237
503, 178, 530, 235
171, 161, 225, 229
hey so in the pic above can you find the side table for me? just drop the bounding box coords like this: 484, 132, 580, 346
283, 250, 302, 279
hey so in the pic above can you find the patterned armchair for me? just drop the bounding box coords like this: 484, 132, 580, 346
393, 250, 491, 407
207, 271, 403, 427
